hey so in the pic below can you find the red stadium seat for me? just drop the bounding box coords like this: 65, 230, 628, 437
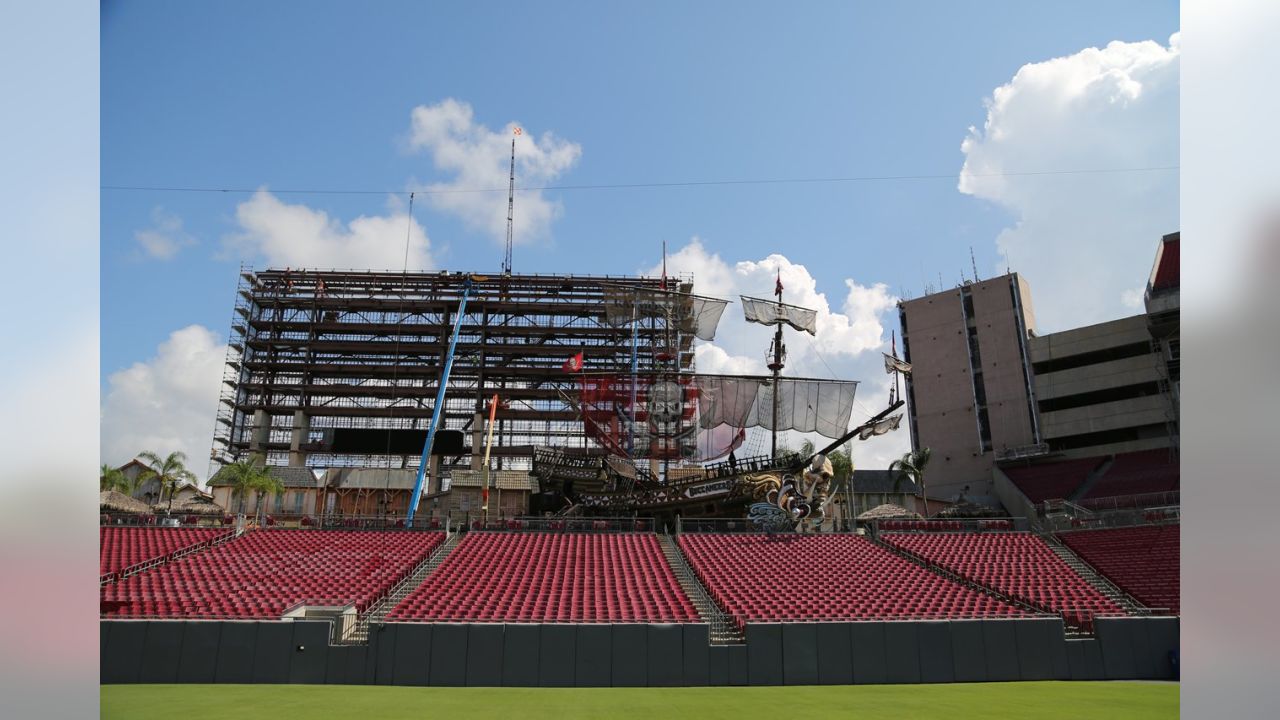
100, 529, 445, 619
677, 534, 1025, 627
387, 533, 697, 624
881, 532, 1126, 628
1058, 525, 1179, 613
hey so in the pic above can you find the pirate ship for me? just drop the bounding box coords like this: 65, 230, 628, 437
532, 265, 908, 527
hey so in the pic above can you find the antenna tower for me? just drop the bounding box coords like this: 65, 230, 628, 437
503, 131, 519, 275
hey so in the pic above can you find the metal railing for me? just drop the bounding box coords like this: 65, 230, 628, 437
459, 516, 655, 533
871, 518, 1025, 534
1076, 491, 1180, 513
656, 535, 743, 644
676, 517, 861, 534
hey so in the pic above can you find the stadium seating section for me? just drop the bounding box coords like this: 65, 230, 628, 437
678, 534, 1025, 626
101, 529, 444, 618
388, 533, 696, 623
1081, 449, 1179, 500
882, 532, 1125, 628
1058, 525, 1179, 613
100, 527, 227, 576
1002, 457, 1104, 504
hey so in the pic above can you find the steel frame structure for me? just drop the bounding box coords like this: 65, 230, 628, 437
210, 266, 695, 478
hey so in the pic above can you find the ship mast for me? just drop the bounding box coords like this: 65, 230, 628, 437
768, 271, 785, 459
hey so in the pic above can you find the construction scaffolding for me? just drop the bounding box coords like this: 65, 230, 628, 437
210, 266, 696, 489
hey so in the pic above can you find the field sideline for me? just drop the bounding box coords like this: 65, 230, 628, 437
102, 681, 1178, 719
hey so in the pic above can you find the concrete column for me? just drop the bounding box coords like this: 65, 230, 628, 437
250, 409, 270, 453
289, 411, 310, 466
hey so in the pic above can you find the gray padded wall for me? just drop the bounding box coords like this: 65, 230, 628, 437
430, 624, 468, 687
782, 624, 819, 686
213, 622, 257, 684
707, 645, 730, 686
502, 624, 541, 686
883, 622, 922, 684
948, 620, 987, 683
574, 624, 612, 687
647, 625, 685, 687
682, 625, 710, 686
539, 625, 576, 687
288, 623, 330, 685
370, 624, 396, 685
816, 623, 853, 685
1066, 638, 1105, 680
466, 624, 505, 687
726, 644, 749, 686
102, 621, 144, 684
391, 623, 431, 686
177, 621, 221, 684
1143, 617, 1179, 680
1095, 618, 1139, 679
1013, 619, 1056, 681
139, 621, 184, 684
610, 624, 647, 686
981, 620, 1021, 682
101, 616, 1181, 687
849, 622, 887, 684
916, 622, 954, 684
252, 621, 293, 684
745, 624, 783, 685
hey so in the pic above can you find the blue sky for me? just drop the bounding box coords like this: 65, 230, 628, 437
100, 1, 1179, 469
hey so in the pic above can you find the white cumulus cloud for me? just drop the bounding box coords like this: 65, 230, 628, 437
960, 34, 1180, 331
101, 325, 227, 481
225, 190, 433, 271
647, 239, 909, 470
134, 206, 196, 260
407, 98, 581, 245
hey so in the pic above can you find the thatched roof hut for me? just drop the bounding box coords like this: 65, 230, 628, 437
100, 490, 151, 514
857, 503, 922, 521
156, 496, 225, 516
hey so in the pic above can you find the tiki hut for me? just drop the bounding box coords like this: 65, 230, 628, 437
100, 490, 151, 514
856, 503, 922, 522
157, 495, 225, 517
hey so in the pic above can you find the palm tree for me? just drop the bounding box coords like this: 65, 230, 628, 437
250, 471, 285, 526
100, 463, 130, 493
890, 447, 933, 517
137, 451, 198, 515
221, 453, 270, 517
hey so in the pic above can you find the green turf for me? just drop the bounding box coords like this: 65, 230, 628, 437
101, 682, 1177, 720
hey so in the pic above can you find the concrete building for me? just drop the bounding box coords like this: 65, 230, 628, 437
898, 232, 1179, 510
898, 273, 1041, 503
207, 465, 318, 518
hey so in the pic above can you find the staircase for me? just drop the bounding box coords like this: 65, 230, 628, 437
1039, 532, 1147, 616
344, 531, 463, 644
658, 534, 744, 645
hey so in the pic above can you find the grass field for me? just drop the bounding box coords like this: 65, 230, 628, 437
102, 681, 1177, 719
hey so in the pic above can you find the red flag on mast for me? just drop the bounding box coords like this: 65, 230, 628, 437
775, 271, 783, 297
562, 351, 584, 373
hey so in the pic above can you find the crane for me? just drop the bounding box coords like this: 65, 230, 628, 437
406, 274, 482, 526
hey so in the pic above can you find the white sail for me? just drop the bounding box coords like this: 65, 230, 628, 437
696, 375, 858, 439
740, 295, 818, 335
858, 413, 903, 440
883, 353, 912, 374
601, 286, 729, 341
